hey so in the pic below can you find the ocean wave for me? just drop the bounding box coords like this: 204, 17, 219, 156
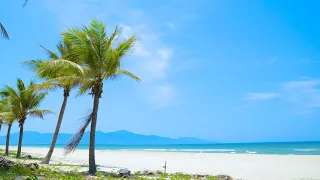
141, 149, 236, 152
294, 149, 317, 152
246, 151, 257, 154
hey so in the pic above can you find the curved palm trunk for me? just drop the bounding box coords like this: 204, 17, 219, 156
89, 92, 101, 175
5, 123, 12, 156
16, 118, 25, 158
42, 92, 69, 164
0, 124, 2, 132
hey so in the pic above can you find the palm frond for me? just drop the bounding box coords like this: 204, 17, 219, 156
77, 79, 95, 96
21, 60, 43, 73
22, 0, 28, 7
0, 112, 15, 120
4, 118, 16, 125
0, 23, 9, 40
29, 93, 47, 109
2, 85, 20, 100
64, 111, 93, 155
40, 45, 59, 60
28, 109, 55, 119
109, 69, 141, 82
31, 80, 60, 92
106, 26, 119, 50
42, 59, 85, 75
115, 35, 137, 58
17, 79, 26, 93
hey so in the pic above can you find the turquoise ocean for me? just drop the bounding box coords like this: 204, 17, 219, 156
21, 141, 320, 155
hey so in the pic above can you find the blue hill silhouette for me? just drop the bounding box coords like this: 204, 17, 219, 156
0, 130, 213, 145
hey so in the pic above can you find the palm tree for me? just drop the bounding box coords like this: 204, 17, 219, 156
0, 98, 16, 156
0, 23, 9, 39
0, 79, 54, 158
23, 40, 83, 164
63, 19, 140, 175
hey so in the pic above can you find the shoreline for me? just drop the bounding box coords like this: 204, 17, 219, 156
1, 144, 320, 155
2, 146, 320, 180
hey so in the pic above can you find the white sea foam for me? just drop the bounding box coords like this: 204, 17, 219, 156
294, 149, 317, 152
141, 149, 236, 153
246, 151, 257, 154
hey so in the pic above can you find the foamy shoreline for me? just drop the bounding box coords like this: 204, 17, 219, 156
1, 146, 320, 180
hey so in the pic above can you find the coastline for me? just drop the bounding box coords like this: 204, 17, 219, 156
1, 146, 320, 180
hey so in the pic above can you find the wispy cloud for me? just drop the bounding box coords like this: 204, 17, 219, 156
245, 92, 281, 100
282, 79, 320, 109
244, 78, 320, 115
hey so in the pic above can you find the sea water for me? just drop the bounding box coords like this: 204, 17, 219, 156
22, 141, 320, 155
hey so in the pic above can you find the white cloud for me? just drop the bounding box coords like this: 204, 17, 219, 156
144, 48, 172, 80
133, 48, 173, 83
245, 92, 281, 100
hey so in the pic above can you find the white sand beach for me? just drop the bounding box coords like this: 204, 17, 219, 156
2, 146, 320, 180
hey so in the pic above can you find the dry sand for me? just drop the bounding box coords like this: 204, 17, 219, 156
2, 146, 320, 180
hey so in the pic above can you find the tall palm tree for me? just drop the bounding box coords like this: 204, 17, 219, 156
0, 79, 54, 158
23, 40, 83, 164
63, 19, 140, 175
0, 23, 9, 39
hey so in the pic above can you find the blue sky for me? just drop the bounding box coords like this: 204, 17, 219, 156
1, 0, 320, 143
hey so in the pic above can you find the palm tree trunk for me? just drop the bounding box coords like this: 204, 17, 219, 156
41, 92, 69, 164
0, 124, 2, 132
88, 92, 101, 175
16, 118, 25, 158
5, 123, 12, 156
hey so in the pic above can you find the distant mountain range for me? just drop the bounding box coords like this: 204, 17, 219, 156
0, 130, 214, 145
